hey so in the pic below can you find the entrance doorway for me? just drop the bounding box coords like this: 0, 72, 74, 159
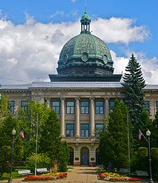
81, 147, 89, 166
69, 147, 74, 165
96, 147, 101, 165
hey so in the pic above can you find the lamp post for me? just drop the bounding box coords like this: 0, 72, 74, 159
35, 113, 38, 176
146, 129, 154, 183
127, 113, 131, 174
8, 128, 16, 183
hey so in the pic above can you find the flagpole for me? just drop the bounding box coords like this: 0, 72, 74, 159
35, 113, 38, 176
127, 112, 131, 174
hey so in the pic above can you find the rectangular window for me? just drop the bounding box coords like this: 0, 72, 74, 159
66, 124, 74, 137
52, 100, 60, 114
95, 124, 104, 137
9, 101, 15, 114
21, 101, 28, 112
95, 101, 104, 114
109, 100, 114, 112
81, 101, 89, 114
156, 101, 158, 111
143, 101, 150, 114
66, 101, 75, 114
81, 124, 89, 137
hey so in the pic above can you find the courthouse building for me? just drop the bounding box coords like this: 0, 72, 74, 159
0, 13, 158, 166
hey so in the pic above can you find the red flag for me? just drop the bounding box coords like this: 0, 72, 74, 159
20, 130, 24, 138
139, 130, 143, 140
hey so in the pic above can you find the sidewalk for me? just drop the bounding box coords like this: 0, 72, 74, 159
0, 166, 145, 183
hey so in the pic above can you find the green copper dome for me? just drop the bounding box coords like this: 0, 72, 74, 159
81, 12, 91, 22
57, 13, 114, 76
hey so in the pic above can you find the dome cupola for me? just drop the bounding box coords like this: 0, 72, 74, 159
80, 12, 91, 34
57, 13, 114, 77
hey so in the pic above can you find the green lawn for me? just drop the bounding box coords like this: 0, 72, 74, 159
0, 171, 22, 181
0, 166, 28, 181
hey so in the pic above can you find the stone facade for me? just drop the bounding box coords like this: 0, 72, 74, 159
1, 82, 158, 166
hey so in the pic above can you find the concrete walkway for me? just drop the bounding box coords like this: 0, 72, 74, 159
61, 166, 102, 183
0, 166, 144, 183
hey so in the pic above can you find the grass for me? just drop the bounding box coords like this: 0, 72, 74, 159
0, 166, 28, 181
0, 171, 22, 181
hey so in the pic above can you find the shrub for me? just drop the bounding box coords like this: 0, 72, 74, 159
151, 148, 158, 179
27, 153, 50, 172
131, 148, 148, 172
58, 141, 69, 172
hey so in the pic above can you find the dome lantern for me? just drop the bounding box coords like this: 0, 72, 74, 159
80, 12, 91, 34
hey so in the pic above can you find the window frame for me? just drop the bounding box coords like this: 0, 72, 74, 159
21, 101, 28, 112
143, 101, 150, 114
66, 100, 75, 114
9, 101, 15, 114
109, 100, 115, 112
156, 101, 158, 111
81, 123, 89, 137
52, 100, 60, 114
80, 101, 89, 114
66, 123, 74, 137
95, 100, 104, 114
95, 123, 104, 137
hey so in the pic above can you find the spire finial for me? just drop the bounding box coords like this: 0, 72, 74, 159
85, 0, 87, 12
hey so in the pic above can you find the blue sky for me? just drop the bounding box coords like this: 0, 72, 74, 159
0, 0, 157, 57
0, 0, 158, 84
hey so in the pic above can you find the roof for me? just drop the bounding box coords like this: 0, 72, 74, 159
80, 12, 91, 22
0, 81, 158, 90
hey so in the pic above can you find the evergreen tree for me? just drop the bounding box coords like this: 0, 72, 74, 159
122, 54, 146, 137
99, 100, 133, 170
151, 111, 158, 147
137, 109, 152, 147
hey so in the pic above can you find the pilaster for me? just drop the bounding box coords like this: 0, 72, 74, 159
90, 98, 95, 137
61, 98, 65, 137
75, 98, 80, 137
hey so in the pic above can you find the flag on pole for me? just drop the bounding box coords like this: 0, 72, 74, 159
139, 129, 143, 140
20, 130, 24, 138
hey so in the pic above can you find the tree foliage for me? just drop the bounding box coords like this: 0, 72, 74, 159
27, 153, 51, 172
137, 109, 153, 148
151, 111, 158, 147
0, 115, 23, 177
0, 94, 10, 120
99, 100, 133, 170
122, 54, 146, 132
17, 101, 49, 159
39, 110, 61, 169
58, 141, 69, 172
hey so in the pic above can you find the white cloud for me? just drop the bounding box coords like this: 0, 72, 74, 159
111, 50, 158, 84
50, 11, 65, 18
0, 15, 155, 85
50, 10, 78, 19
91, 17, 149, 44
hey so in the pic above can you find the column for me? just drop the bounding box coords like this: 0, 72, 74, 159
61, 98, 65, 137
46, 98, 50, 108
105, 98, 109, 118
75, 98, 80, 137
150, 100, 155, 120
90, 98, 95, 137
